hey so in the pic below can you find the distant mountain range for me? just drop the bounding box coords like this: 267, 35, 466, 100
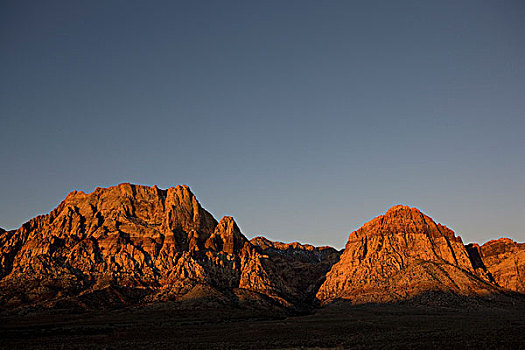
0, 183, 523, 311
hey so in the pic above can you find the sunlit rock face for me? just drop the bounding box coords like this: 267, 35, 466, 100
469, 238, 525, 293
0, 188, 523, 311
0, 184, 298, 309
316, 205, 501, 304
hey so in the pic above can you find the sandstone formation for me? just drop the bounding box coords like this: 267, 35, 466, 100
0, 186, 523, 311
467, 238, 525, 293
250, 237, 341, 303
316, 205, 502, 304
0, 184, 297, 310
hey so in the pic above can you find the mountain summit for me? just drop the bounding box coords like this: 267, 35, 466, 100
0, 184, 336, 310
0, 187, 523, 311
317, 205, 502, 304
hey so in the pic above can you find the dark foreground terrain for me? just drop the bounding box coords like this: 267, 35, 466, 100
2, 298, 525, 350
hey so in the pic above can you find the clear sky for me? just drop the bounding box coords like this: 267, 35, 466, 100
1, 1, 524, 248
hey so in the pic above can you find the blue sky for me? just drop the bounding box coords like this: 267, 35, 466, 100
1, 0, 524, 248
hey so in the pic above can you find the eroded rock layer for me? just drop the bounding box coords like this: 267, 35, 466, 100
0, 184, 294, 309
250, 237, 341, 303
0, 186, 523, 310
467, 238, 525, 293
316, 205, 501, 304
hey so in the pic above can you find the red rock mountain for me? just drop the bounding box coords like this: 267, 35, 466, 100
0, 184, 271, 308
0, 184, 338, 310
250, 237, 341, 303
466, 238, 525, 293
0, 186, 523, 310
317, 205, 507, 304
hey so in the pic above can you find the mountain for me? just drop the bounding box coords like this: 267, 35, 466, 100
0, 186, 523, 311
250, 237, 341, 303
316, 205, 502, 304
0, 184, 301, 310
466, 238, 525, 293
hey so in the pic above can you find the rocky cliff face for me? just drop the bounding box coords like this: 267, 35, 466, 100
0, 184, 295, 309
316, 205, 501, 304
250, 237, 341, 304
0, 188, 523, 311
467, 238, 525, 293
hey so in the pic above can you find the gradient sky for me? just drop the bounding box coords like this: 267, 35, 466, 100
1, 1, 524, 248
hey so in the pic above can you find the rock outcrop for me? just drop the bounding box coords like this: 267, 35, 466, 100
0, 184, 293, 310
1, 188, 523, 311
467, 238, 525, 293
250, 237, 341, 304
316, 205, 501, 304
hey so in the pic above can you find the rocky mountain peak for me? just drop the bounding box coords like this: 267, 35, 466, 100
374, 204, 435, 225
316, 205, 497, 304
0, 188, 523, 311
250, 236, 337, 253
356, 205, 461, 245
205, 216, 249, 255
385, 204, 412, 213
250, 236, 274, 250
475, 238, 525, 292
0, 184, 312, 309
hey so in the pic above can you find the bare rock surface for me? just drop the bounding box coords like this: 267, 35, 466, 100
0, 187, 523, 312
0, 184, 295, 310
317, 205, 502, 304
250, 236, 341, 304
474, 238, 525, 293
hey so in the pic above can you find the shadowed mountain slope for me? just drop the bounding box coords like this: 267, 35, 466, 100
250, 236, 341, 304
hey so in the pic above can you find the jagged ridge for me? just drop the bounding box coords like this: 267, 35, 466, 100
0, 184, 300, 309
0, 187, 523, 311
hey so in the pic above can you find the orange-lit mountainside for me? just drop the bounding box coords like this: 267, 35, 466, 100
316, 205, 522, 303
0, 184, 523, 311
